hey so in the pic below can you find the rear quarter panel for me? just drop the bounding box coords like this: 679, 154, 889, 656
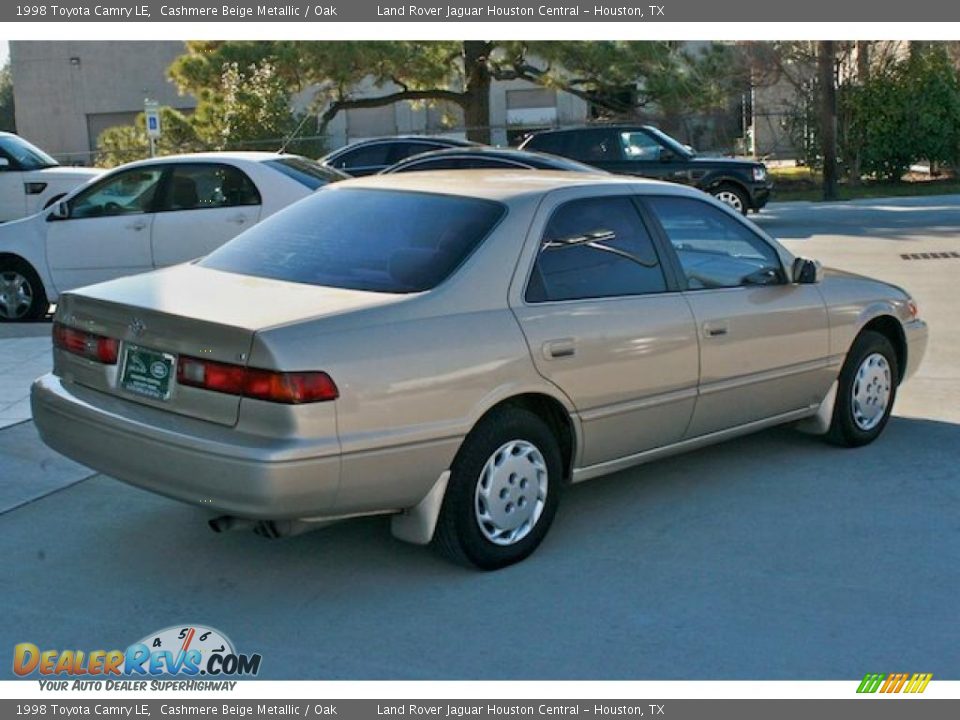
246, 192, 577, 513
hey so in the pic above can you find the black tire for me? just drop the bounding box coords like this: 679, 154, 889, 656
826, 330, 899, 447
0, 258, 49, 322
711, 183, 750, 215
434, 407, 563, 570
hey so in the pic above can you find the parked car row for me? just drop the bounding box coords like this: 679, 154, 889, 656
317, 125, 774, 215
1, 125, 773, 323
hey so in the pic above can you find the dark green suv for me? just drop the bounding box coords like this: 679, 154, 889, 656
520, 125, 773, 214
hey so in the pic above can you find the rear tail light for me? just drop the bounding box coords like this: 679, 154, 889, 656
177, 356, 338, 404
53, 322, 119, 365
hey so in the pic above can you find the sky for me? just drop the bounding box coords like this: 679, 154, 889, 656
0, 40, 8, 66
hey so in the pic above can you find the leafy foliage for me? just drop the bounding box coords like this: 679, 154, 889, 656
96, 107, 203, 167
0, 62, 15, 132
96, 60, 324, 167
848, 47, 960, 180
166, 41, 742, 143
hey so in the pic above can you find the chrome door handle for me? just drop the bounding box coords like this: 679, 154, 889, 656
703, 321, 729, 338
543, 339, 576, 359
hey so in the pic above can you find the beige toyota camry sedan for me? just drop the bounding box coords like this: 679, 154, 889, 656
31, 171, 927, 569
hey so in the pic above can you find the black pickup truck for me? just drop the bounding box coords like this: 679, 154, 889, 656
519, 125, 773, 214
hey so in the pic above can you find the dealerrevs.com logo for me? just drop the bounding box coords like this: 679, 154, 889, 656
13, 625, 261, 688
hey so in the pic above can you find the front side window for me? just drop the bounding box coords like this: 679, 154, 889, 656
648, 196, 784, 289
68, 167, 165, 219
200, 188, 504, 293
160, 164, 260, 212
619, 131, 663, 161
0, 135, 58, 171
526, 197, 668, 303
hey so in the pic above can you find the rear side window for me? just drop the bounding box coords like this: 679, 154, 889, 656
160, 164, 260, 211
526, 197, 668, 302
332, 143, 392, 171
394, 157, 524, 172
265, 157, 343, 189
569, 130, 620, 163
389, 142, 446, 163
200, 189, 504, 293
524, 133, 568, 155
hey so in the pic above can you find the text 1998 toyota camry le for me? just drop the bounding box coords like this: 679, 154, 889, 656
32, 172, 927, 569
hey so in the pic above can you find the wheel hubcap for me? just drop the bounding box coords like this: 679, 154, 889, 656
0, 271, 33, 320
474, 440, 548, 546
851, 353, 892, 431
714, 191, 744, 212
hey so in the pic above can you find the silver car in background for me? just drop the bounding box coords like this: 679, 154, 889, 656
31, 172, 928, 569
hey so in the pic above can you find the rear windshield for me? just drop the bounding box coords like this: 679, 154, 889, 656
200, 188, 505, 293
264, 156, 345, 189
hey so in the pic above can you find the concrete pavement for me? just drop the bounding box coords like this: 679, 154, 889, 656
0, 323, 51, 430
0, 195, 958, 680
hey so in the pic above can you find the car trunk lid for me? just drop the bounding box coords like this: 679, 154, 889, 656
54, 263, 404, 426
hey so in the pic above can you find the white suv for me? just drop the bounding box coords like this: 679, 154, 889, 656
0, 132, 102, 223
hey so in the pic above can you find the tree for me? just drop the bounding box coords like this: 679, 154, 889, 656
95, 59, 324, 166
0, 61, 15, 133
168, 41, 743, 144
96, 107, 203, 166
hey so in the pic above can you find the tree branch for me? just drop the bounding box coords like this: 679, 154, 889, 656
317, 88, 467, 134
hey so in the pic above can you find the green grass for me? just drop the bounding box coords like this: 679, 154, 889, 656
767, 167, 960, 202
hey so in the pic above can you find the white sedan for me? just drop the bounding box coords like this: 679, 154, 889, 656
0, 132, 102, 223
0, 152, 346, 321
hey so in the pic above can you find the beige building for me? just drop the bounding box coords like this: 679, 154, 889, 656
9, 41, 196, 163
10, 41, 589, 164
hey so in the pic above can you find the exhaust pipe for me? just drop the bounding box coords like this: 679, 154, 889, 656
208, 516, 256, 534
209, 516, 340, 538
252, 520, 320, 539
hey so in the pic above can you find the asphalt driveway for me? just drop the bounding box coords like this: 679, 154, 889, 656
1, 195, 958, 680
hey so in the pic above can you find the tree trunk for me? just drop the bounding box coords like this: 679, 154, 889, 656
818, 41, 839, 201
849, 40, 871, 186
461, 41, 492, 144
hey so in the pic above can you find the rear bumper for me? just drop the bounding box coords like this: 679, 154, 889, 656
31, 374, 341, 519
903, 318, 929, 381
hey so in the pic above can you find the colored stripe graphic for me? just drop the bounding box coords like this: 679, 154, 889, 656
857, 672, 932, 694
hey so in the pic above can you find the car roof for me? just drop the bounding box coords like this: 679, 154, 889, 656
384, 146, 604, 173
321, 135, 476, 159
528, 125, 654, 136
339, 169, 699, 202
342, 135, 474, 145
113, 151, 294, 169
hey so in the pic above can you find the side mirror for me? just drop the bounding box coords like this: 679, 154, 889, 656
793, 257, 823, 284
659, 149, 676, 163
48, 201, 70, 221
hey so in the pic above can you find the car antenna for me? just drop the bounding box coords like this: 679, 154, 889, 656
278, 112, 314, 155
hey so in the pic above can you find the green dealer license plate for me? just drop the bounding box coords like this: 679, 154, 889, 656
120, 344, 175, 401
